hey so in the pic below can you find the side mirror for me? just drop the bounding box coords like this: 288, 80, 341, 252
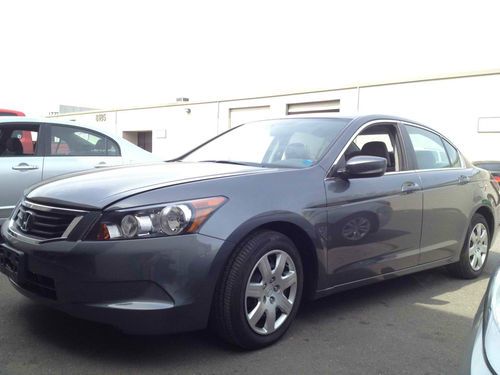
337, 155, 387, 179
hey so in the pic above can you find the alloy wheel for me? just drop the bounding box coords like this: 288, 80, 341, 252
469, 223, 488, 271
245, 250, 298, 335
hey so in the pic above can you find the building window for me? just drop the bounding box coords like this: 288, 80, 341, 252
286, 99, 340, 115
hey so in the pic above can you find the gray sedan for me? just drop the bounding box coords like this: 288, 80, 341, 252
0, 118, 159, 223
1, 115, 499, 349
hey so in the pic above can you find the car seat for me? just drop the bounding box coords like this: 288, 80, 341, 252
284, 143, 311, 160
6, 137, 24, 155
360, 141, 392, 171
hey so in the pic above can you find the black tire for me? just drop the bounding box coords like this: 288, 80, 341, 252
212, 230, 304, 349
448, 214, 490, 279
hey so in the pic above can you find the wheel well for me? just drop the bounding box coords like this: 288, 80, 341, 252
476, 206, 495, 238
257, 221, 319, 299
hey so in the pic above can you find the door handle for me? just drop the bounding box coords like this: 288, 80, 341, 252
94, 162, 108, 168
458, 175, 470, 185
401, 181, 420, 194
12, 163, 39, 171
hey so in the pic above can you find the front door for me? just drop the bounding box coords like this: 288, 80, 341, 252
324, 122, 423, 287
0, 123, 43, 220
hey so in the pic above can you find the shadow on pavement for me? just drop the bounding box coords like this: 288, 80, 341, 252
3, 250, 498, 374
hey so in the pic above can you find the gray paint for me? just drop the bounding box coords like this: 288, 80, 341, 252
1, 114, 499, 335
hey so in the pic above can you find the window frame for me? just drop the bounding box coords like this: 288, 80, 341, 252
0, 122, 43, 158
327, 120, 410, 178
400, 122, 465, 171
41, 123, 121, 157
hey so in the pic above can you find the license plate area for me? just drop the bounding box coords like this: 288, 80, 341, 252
0, 244, 25, 284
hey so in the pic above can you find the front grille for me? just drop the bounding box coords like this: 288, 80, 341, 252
13, 201, 84, 240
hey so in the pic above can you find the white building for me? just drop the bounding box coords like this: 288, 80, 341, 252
48, 70, 500, 162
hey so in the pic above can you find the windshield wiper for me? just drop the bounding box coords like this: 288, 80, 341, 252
199, 160, 260, 167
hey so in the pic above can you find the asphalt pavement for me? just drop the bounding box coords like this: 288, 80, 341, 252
1, 245, 499, 375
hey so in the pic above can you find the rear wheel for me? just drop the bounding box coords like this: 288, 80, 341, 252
448, 214, 490, 279
212, 230, 303, 349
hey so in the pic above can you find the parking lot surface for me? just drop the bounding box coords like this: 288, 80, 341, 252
1, 245, 499, 375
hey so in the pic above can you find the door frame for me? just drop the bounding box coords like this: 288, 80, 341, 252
325, 120, 413, 179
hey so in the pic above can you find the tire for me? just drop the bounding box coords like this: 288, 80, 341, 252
448, 214, 490, 279
212, 230, 304, 349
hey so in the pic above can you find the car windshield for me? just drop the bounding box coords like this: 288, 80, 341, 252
182, 118, 350, 168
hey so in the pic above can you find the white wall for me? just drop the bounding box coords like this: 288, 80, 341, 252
52, 73, 500, 162
358, 75, 500, 161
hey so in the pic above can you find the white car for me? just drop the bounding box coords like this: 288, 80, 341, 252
0, 117, 160, 223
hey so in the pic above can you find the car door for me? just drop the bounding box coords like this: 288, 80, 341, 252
324, 121, 423, 286
42, 123, 123, 180
0, 123, 43, 220
402, 123, 475, 264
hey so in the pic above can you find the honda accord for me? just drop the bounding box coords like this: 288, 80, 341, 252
1, 115, 499, 349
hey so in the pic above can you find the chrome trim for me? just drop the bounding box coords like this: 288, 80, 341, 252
23, 200, 88, 215
326, 119, 467, 178
61, 216, 83, 238
7, 200, 88, 244
326, 119, 399, 177
399, 120, 466, 169
0, 205, 16, 210
8, 215, 84, 244
326, 167, 471, 181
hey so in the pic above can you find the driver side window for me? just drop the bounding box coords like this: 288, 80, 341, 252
343, 124, 402, 172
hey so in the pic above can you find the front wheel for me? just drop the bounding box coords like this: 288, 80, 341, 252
448, 214, 490, 279
212, 230, 303, 349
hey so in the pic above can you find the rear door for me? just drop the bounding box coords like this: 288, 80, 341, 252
324, 121, 423, 286
0, 123, 43, 219
42, 124, 123, 179
401, 123, 475, 264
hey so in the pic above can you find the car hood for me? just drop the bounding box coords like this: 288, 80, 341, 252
26, 162, 274, 210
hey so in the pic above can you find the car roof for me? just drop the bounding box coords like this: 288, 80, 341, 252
0, 116, 117, 139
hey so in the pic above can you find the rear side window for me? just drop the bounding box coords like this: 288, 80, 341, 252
405, 125, 451, 170
49, 125, 120, 157
0, 125, 39, 157
442, 139, 462, 168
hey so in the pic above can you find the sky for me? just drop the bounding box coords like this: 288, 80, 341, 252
1, 0, 500, 116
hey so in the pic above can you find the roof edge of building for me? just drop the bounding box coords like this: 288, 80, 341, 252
47, 68, 500, 118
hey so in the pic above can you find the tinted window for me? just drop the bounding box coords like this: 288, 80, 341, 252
0, 125, 39, 157
183, 118, 350, 168
442, 139, 462, 168
405, 125, 450, 169
49, 125, 120, 156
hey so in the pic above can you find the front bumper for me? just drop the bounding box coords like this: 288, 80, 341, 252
1, 221, 226, 334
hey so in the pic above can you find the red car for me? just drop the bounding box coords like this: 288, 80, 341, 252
0, 108, 25, 117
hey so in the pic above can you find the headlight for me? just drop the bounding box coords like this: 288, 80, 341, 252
88, 196, 227, 240
484, 267, 500, 373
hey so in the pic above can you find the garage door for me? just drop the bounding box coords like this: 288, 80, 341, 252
229, 106, 271, 128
